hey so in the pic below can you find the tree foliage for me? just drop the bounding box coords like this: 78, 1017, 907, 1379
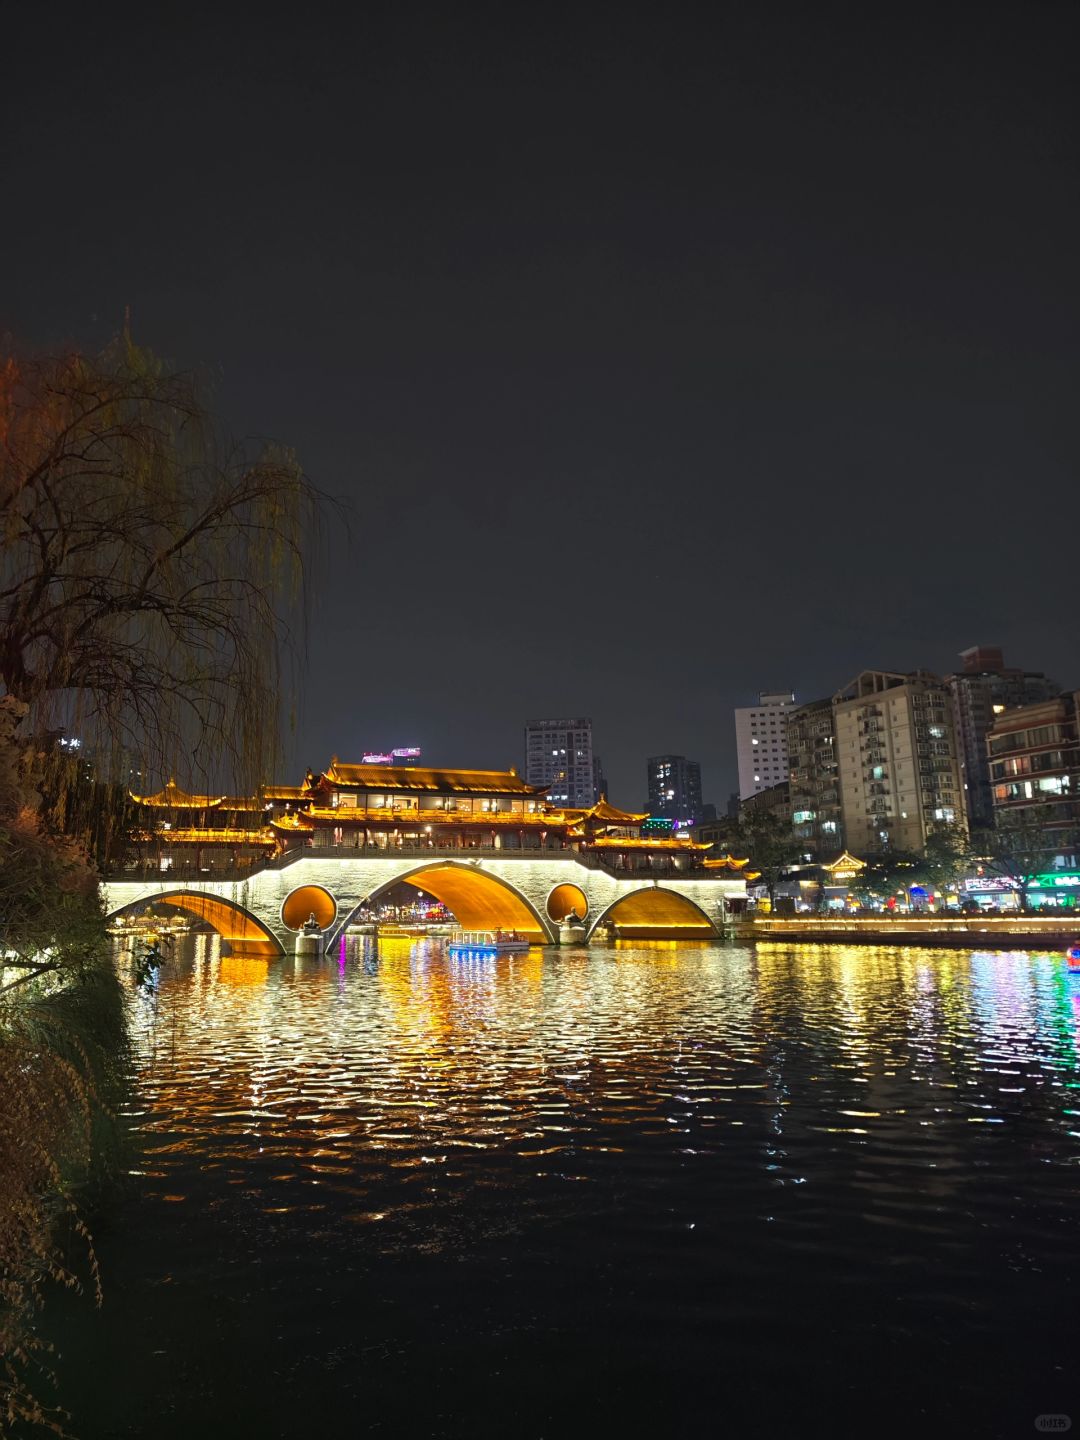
973, 813, 1079, 913
850, 850, 921, 907
736, 811, 803, 903
0, 333, 326, 795
0, 698, 127, 1434
0, 331, 329, 1430
910, 822, 973, 895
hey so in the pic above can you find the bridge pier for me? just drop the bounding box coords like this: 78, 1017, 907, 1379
294, 926, 325, 958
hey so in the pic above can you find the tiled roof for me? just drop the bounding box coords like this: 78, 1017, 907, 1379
322, 762, 545, 796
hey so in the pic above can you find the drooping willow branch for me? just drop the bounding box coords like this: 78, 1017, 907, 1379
0, 333, 336, 795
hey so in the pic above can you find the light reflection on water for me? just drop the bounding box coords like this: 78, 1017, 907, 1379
51, 937, 1080, 1437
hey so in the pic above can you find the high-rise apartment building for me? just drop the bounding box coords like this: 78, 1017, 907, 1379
834, 670, 963, 854
734, 691, 795, 799
524, 717, 598, 808
786, 697, 843, 853
647, 755, 703, 825
987, 693, 1080, 863
947, 646, 1058, 829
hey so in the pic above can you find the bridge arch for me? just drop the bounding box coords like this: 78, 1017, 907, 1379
334, 861, 553, 942
281, 884, 337, 932
106, 889, 285, 957
590, 885, 717, 940
547, 883, 589, 923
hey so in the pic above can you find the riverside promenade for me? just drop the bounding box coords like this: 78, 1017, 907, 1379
743, 915, 1080, 947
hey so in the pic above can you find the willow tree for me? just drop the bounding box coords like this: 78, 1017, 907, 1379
0, 333, 326, 1428
0, 332, 324, 798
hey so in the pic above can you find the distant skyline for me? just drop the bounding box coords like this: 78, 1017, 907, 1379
296, 640, 1066, 814
3, 7, 1078, 808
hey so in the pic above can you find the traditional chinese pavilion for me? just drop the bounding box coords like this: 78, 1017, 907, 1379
126, 760, 744, 879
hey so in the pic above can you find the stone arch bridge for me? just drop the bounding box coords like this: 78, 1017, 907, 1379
103, 851, 745, 956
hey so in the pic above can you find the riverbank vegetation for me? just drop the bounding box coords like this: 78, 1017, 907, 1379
0, 698, 127, 1433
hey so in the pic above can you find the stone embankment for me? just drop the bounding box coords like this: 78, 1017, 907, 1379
738, 916, 1080, 947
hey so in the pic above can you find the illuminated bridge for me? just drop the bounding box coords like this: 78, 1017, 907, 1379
102, 761, 750, 954
103, 851, 746, 956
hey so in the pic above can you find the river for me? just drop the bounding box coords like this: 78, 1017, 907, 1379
41, 936, 1080, 1438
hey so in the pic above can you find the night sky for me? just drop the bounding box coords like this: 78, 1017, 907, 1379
4, 6, 1078, 807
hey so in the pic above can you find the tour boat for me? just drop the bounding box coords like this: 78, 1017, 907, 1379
1066, 942, 1080, 973
448, 929, 530, 955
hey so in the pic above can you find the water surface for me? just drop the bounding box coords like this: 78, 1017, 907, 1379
45, 937, 1080, 1437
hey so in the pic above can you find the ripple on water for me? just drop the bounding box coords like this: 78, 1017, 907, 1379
56, 935, 1080, 1438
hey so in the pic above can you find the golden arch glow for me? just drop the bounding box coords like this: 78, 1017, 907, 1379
395, 864, 546, 937
130, 892, 282, 957
598, 887, 715, 939
281, 885, 337, 932
218, 955, 272, 985
547, 883, 588, 923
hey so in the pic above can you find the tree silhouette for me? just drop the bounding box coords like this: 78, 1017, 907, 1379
973, 814, 1080, 914
0, 332, 331, 795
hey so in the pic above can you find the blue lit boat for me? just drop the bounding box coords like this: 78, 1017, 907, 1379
1066, 942, 1080, 974
448, 928, 530, 956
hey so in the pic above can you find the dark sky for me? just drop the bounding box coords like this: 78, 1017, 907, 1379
4, 5, 1078, 807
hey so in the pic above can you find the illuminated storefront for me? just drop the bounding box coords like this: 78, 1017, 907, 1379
964, 871, 1080, 910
